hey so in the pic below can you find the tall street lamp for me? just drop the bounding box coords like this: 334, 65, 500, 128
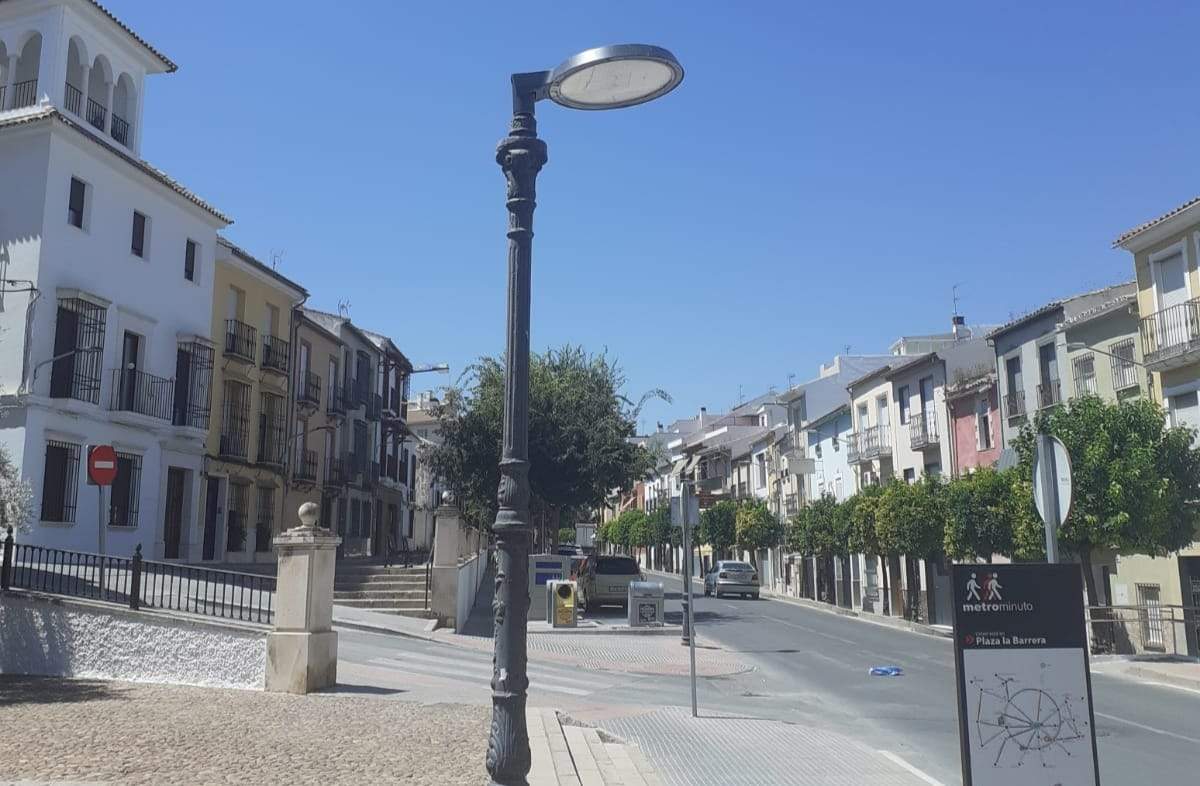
488, 44, 684, 786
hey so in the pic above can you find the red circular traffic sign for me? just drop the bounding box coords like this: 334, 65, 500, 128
87, 444, 118, 486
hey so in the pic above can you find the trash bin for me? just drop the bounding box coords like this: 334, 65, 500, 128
627, 581, 665, 627
547, 580, 577, 628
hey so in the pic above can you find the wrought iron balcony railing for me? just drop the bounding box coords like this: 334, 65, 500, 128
111, 114, 131, 146
261, 335, 290, 375
909, 411, 939, 449
108, 368, 173, 421
365, 392, 382, 422
85, 96, 107, 130
1139, 298, 1200, 370
323, 456, 350, 488
224, 319, 257, 362
64, 82, 82, 115
1003, 390, 1026, 420
12, 79, 37, 109
326, 383, 347, 417
294, 449, 318, 484
257, 415, 288, 468
849, 425, 891, 462
298, 370, 321, 410
1036, 379, 1062, 409
219, 407, 250, 459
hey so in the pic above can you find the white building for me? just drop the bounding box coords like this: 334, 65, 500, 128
0, 0, 228, 559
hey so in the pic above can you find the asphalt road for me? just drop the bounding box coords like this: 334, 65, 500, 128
655, 573, 1200, 785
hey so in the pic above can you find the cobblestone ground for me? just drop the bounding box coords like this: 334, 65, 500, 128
432, 631, 749, 677
0, 676, 490, 786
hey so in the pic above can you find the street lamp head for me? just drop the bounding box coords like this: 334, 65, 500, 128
1066, 342, 1086, 352
547, 44, 684, 110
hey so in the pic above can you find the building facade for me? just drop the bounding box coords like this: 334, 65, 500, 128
0, 0, 227, 559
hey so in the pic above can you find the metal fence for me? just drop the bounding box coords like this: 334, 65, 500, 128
1, 528, 275, 625
1085, 604, 1197, 657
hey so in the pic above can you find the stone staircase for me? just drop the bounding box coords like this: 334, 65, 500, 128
333, 560, 433, 618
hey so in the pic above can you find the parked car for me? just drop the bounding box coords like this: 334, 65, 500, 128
577, 555, 644, 611
704, 560, 760, 599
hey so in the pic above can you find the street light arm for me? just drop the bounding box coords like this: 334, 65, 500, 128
510, 71, 551, 114
24, 347, 102, 394
1065, 342, 1148, 368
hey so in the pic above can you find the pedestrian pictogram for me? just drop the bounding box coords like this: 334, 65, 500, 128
87, 444, 118, 486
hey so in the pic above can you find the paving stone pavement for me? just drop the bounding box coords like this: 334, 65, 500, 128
598, 707, 940, 786
0, 676, 490, 785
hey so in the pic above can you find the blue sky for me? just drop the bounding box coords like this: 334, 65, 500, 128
115, 0, 1200, 432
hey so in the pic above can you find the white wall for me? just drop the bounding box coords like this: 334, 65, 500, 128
0, 590, 266, 689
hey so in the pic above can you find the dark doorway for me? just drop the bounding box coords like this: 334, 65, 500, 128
164, 467, 186, 559
202, 476, 220, 560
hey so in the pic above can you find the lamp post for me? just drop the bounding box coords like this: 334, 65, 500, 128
487, 44, 683, 786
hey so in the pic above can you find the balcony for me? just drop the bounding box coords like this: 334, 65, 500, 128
326, 383, 348, 417
385, 453, 401, 483
1036, 379, 1062, 409
361, 460, 381, 490
1140, 298, 1200, 372
297, 371, 321, 412
323, 456, 350, 489
11, 79, 37, 109
365, 393, 382, 422
257, 415, 288, 469
108, 369, 173, 421
847, 425, 891, 464
1003, 390, 1026, 421
111, 113, 131, 147
224, 319, 257, 363
387, 388, 401, 416
909, 411, 939, 450
64, 82, 81, 115
219, 407, 250, 460
294, 449, 318, 484
261, 335, 290, 375
85, 96, 107, 131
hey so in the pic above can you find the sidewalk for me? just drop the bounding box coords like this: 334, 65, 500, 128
1091, 655, 1200, 691
0, 675, 660, 786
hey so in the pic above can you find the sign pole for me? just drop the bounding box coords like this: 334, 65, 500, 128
1037, 433, 1061, 564
681, 480, 698, 718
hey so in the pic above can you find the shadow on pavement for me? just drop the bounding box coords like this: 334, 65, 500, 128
0, 674, 123, 707
326, 683, 408, 696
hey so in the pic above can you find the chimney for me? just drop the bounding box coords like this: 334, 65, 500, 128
657, 422, 664, 433
699, 406, 707, 425
952, 314, 967, 340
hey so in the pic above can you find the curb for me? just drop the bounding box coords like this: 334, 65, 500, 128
1123, 664, 1200, 692
643, 569, 954, 641
332, 615, 438, 643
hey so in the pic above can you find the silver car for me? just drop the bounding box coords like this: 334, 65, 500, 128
704, 560, 760, 599
578, 555, 644, 611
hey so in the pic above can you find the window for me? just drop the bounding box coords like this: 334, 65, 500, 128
976, 396, 993, 450
1136, 583, 1165, 651
1073, 354, 1096, 397
897, 385, 910, 424
68, 177, 86, 228
1169, 390, 1200, 446
903, 468, 916, 483
131, 211, 147, 257
41, 440, 80, 522
49, 297, 106, 404
107, 451, 142, 527
1110, 340, 1139, 391
255, 487, 274, 552
184, 239, 197, 282
227, 482, 249, 552
350, 498, 361, 537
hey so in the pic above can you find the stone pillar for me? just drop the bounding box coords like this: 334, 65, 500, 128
430, 494, 463, 626
3, 55, 18, 110
265, 502, 341, 695
103, 80, 114, 134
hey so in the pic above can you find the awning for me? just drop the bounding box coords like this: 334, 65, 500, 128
670, 458, 687, 477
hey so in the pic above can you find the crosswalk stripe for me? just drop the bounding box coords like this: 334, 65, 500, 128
378, 650, 608, 689
367, 657, 594, 696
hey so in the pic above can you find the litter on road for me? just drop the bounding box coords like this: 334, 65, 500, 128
868, 666, 904, 677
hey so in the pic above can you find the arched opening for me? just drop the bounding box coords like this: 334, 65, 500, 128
64, 36, 88, 115
0, 42, 9, 109
12, 32, 42, 108
85, 54, 111, 130
111, 73, 135, 146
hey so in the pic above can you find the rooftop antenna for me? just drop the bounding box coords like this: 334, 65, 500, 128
337, 299, 351, 318
843, 344, 851, 356
737, 384, 744, 405
270, 249, 285, 271
952, 283, 962, 317
787, 372, 796, 390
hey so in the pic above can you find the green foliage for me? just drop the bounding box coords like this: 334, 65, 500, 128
787, 494, 848, 556
943, 467, 1019, 561
1012, 396, 1200, 562
623, 509, 651, 548
557, 527, 576, 544
875, 477, 945, 559
698, 500, 738, 554
0, 442, 34, 534
424, 346, 665, 530
647, 506, 673, 546
845, 484, 884, 557
736, 502, 784, 555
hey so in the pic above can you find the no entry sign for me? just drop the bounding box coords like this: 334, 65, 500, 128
87, 444, 118, 486
951, 563, 1100, 786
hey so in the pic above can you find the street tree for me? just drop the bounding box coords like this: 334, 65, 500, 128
845, 484, 888, 609
735, 501, 784, 567
0, 443, 34, 534
875, 478, 946, 620
646, 506, 673, 570
424, 346, 666, 533
1013, 396, 1200, 606
557, 527, 575, 545
698, 500, 737, 560
787, 493, 847, 601
943, 467, 1019, 562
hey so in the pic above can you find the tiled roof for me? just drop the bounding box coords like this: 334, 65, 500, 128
0, 107, 230, 223
1061, 293, 1136, 327
1114, 195, 1200, 248
985, 300, 1064, 340
217, 237, 307, 297
77, 0, 177, 72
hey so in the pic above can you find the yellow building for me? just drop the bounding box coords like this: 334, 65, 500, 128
1114, 198, 1200, 655
197, 239, 306, 563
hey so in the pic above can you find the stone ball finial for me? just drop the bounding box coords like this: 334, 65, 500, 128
441, 490, 455, 505
298, 501, 320, 530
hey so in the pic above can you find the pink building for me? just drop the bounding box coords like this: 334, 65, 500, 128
945, 370, 1001, 476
